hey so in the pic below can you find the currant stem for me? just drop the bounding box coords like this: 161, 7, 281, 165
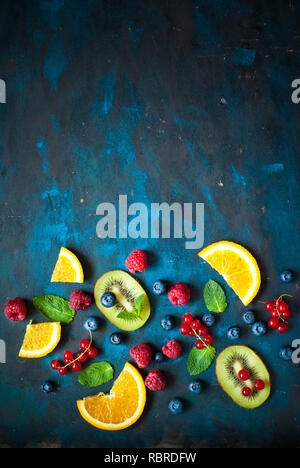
59, 330, 92, 370
191, 326, 209, 350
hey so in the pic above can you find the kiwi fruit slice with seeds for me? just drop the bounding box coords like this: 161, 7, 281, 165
94, 270, 151, 331
216, 345, 270, 409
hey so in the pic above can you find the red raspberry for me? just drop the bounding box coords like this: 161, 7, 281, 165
125, 249, 147, 274
129, 343, 152, 368
168, 283, 190, 305
145, 370, 167, 391
4, 298, 27, 322
162, 339, 182, 358
70, 290, 92, 311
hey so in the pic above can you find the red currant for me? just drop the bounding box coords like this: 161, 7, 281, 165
238, 369, 250, 381
281, 309, 291, 319
179, 324, 190, 335
265, 301, 275, 311
278, 302, 289, 313
71, 361, 82, 372
203, 334, 213, 345
197, 325, 208, 336
270, 309, 279, 318
191, 319, 201, 330
183, 313, 193, 325
277, 323, 288, 334
254, 379, 265, 391
88, 347, 98, 358
80, 339, 90, 350
63, 350, 73, 364
77, 351, 89, 363
268, 317, 279, 329
188, 329, 195, 336
58, 367, 68, 375
241, 386, 252, 397
195, 340, 205, 350
50, 359, 61, 370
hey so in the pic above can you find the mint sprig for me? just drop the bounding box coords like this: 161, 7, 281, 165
33, 294, 76, 324
187, 344, 216, 375
203, 279, 227, 313
117, 294, 145, 320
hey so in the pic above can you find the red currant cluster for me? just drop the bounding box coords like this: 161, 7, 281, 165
50, 334, 98, 375
238, 368, 265, 397
179, 313, 213, 349
265, 295, 292, 334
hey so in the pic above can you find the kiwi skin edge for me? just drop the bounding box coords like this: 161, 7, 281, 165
215, 345, 271, 409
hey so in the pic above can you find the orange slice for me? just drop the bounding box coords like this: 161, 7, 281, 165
51, 247, 84, 283
77, 362, 146, 430
19, 322, 61, 358
199, 241, 261, 305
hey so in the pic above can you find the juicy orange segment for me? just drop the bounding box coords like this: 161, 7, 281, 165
199, 241, 261, 305
19, 322, 61, 358
77, 362, 146, 430
51, 247, 84, 283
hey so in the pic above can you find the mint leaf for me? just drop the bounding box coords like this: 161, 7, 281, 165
116, 294, 145, 320
187, 345, 216, 376
78, 362, 114, 387
33, 295, 76, 324
116, 310, 137, 320
204, 279, 227, 313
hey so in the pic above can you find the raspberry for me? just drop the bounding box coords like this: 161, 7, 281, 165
70, 290, 92, 311
125, 249, 147, 274
4, 298, 27, 322
162, 339, 182, 359
168, 282, 190, 305
145, 370, 167, 391
129, 343, 152, 368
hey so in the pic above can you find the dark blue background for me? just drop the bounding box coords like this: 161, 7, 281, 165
0, 0, 299, 448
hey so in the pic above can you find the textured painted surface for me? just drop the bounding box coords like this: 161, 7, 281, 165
0, 0, 299, 448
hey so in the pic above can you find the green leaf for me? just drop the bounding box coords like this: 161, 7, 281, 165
116, 294, 145, 320
78, 362, 114, 387
187, 345, 216, 376
203, 279, 227, 313
116, 310, 137, 320
33, 294, 76, 324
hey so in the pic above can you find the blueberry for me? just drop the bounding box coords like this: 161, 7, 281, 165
188, 380, 202, 394
101, 292, 116, 308
227, 326, 241, 340
242, 310, 256, 325
280, 270, 293, 283
202, 313, 215, 327
251, 321, 267, 336
279, 345, 293, 361
40, 381, 55, 394
161, 315, 174, 331
168, 398, 184, 414
154, 352, 165, 363
110, 332, 121, 345
84, 316, 99, 331
153, 280, 167, 295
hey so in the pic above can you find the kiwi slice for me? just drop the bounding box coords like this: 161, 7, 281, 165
216, 345, 271, 409
94, 270, 151, 331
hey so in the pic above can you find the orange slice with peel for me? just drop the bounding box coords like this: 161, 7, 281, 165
51, 247, 84, 283
19, 322, 61, 358
198, 241, 261, 306
77, 362, 146, 430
